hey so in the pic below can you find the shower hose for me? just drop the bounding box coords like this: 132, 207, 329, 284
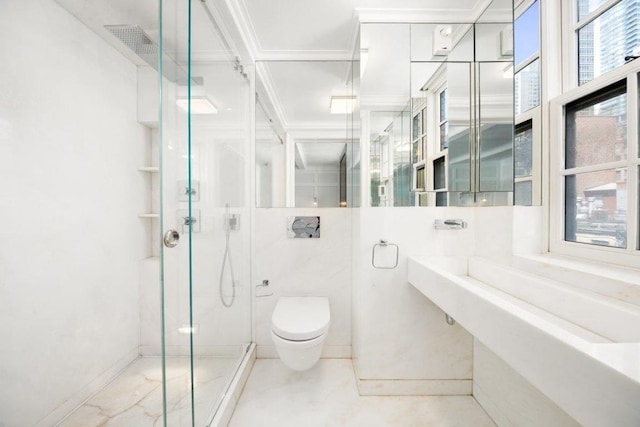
219, 205, 236, 308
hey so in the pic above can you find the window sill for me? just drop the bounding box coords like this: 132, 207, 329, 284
512, 252, 640, 307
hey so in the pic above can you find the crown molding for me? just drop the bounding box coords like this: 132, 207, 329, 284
255, 61, 290, 129
222, 0, 260, 61
256, 50, 354, 61
356, 0, 494, 24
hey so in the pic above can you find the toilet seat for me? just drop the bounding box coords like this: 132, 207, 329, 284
272, 297, 330, 341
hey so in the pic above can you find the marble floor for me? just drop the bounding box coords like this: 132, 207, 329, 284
58, 356, 236, 427
229, 359, 497, 427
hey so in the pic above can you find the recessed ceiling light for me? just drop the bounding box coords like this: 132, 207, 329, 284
176, 97, 218, 114
330, 96, 356, 114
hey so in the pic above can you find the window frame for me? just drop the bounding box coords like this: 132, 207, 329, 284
561, 0, 625, 90
550, 62, 640, 267
514, 0, 541, 115
515, 108, 542, 205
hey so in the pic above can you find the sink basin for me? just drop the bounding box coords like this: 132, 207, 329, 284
408, 255, 640, 427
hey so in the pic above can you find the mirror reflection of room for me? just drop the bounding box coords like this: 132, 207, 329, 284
255, 61, 359, 208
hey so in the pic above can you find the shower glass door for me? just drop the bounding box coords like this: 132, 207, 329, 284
159, 1, 252, 425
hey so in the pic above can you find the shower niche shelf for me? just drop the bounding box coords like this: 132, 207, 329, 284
138, 213, 160, 219
138, 166, 159, 173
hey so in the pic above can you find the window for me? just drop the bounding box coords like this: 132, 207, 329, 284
439, 88, 448, 150
514, 0, 541, 206
515, 120, 534, 205
564, 82, 627, 248
551, 0, 640, 265
515, 0, 540, 115
576, 0, 640, 86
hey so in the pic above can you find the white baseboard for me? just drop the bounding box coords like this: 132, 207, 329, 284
41, 347, 139, 427
356, 378, 472, 396
352, 360, 472, 396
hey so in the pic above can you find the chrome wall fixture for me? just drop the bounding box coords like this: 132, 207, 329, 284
287, 216, 320, 238
372, 239, 399, 269
434, 219, 467, 230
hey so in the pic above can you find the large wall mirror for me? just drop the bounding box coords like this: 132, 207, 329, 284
255, 60, 359, 208
361, 0, 514, 207
254, 0, 514, 208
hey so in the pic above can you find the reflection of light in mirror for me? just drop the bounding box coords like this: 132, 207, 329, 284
503, 64, 513, 78
360, 48, 369, 78
330, 96, 356, 114
178, 324, 200, 335
176, 97, 218, 114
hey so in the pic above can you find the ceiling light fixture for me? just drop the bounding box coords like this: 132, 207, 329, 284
176, 96, 218, 114
330, 96, 356, 114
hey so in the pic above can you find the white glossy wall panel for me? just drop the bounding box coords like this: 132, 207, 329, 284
0, 1, 147, 425
254, 208, 351, 358
354, 207, 474, 382
473, 340, 580, 427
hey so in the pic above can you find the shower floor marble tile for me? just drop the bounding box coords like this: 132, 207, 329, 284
229, 359, 496, 427
58, 356, 236, 427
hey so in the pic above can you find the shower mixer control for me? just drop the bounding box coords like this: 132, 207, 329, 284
182, 216, 197, 226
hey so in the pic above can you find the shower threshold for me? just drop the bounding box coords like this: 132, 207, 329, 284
57, 356, 237, 427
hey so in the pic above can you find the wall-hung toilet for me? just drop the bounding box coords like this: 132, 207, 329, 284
271, 297, 330, 371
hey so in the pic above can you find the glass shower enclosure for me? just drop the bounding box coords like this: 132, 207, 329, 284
158, 1, 252, 425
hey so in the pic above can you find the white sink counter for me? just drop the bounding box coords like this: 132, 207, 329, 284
407, 255, 640, 427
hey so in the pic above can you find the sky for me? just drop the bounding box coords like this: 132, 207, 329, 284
514, 0, 540, 66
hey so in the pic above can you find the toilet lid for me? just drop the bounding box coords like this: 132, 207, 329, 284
272, 297, 330, 341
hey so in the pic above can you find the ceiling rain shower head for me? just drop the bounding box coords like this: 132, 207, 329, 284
105, 24, 195, 85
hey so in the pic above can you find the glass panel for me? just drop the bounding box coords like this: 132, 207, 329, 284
439, 89, 447, 122
434, 156, 446, 189
255, 103, 284, 208
565, 82, 626, 169
479, 62, 514, 192
565, 169, 627, 248
515, 59, 540, 115
515, 0, 540, 66
475, 23, 514, 62
515, 180, 533, 206
515, 121, 533, 177
393, 111, 412, 206
160, 2, 195, 424
361, 23, 411, 207
578, 0, 610, 21
440, 122, 449, 150
443, 63, 472, 192
161, 2, 252, 425
578, 0, 639, 85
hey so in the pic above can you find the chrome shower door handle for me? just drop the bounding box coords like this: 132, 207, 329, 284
163, 230, 180, 248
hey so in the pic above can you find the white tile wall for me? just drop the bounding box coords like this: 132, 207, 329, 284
353, 207, 475, 390
473, 340, 580, 427
254, 208, 352, 358
0, 1, 147, 425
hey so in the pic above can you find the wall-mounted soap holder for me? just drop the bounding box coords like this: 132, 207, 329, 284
256, 279, 273, 297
